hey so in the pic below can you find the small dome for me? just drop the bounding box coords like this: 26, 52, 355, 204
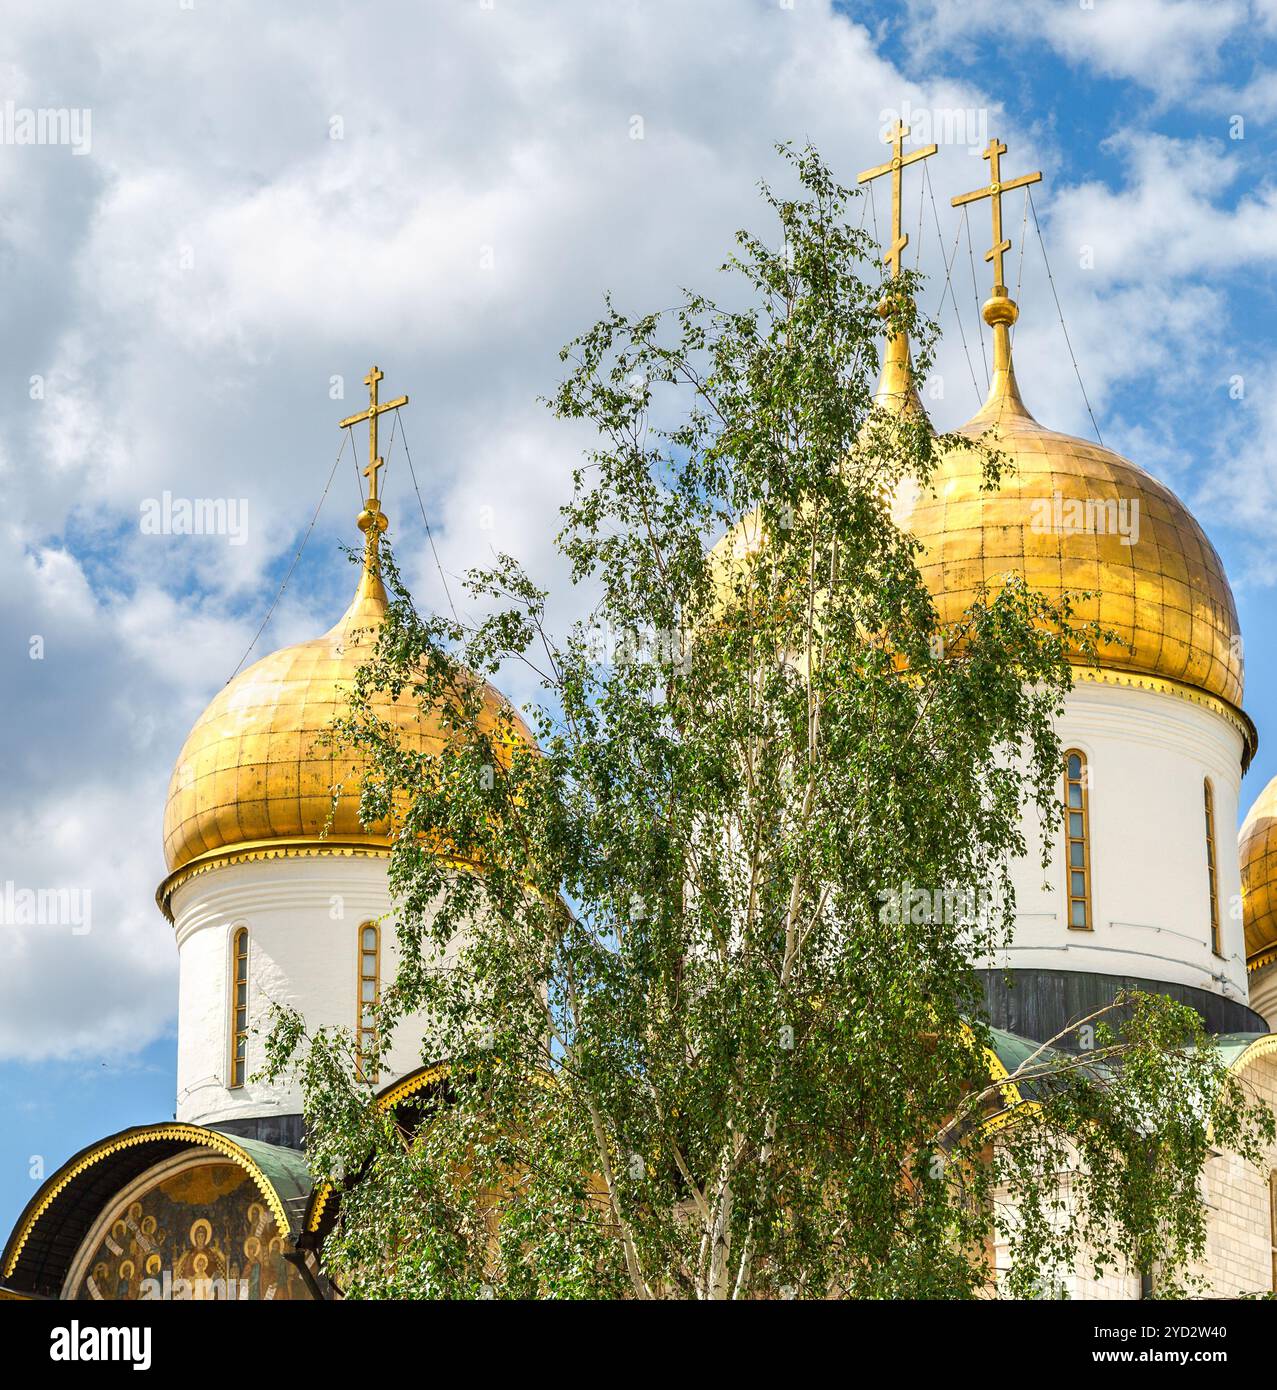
158, 552, 526, 916
1241, 776, 1277, 968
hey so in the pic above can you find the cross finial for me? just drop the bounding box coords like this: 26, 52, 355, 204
338, 365, 409, 577
858, 120, 938, 279
951, 137, 1041, 294
338, 365, 409, 508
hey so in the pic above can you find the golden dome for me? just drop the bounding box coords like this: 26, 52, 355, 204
707, 327, 929, 597
894, 292, 1247, 718
1241, 776, 1277, 968
158, 535, 526, 917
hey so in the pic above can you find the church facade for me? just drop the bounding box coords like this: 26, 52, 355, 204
5, 133, 1277, 1301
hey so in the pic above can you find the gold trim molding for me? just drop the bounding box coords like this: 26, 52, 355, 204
156, 840, 485, 923
373, 1061, 452, 1112
156, 838, 393, 921
3, 1123, 292, 1280
1227, 1034, 1277, 1071
1071, 665, 1257, 769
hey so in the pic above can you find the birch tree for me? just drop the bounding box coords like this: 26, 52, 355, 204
265, 146, 1271, 1300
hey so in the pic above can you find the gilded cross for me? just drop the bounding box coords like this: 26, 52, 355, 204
951, 138, 1042, 292
338, 365, 409, 507
857, 120, 938, 278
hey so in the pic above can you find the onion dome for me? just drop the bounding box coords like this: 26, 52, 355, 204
710, 134, 1252, 763
1241, 776, 1277, 969
892, 286, 1251, 748
710, 122, 938, 589
709, 306, 935, 590
158, 442, 528, 918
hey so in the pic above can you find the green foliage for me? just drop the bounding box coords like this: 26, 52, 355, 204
986, 991, 1273, 1300
264, 145, 1273, 1299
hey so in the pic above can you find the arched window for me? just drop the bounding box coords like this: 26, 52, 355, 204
1270, 1171, 1277, 1292
1064, 751, 1092, 931
1204, 779, 1221, 956
357, 923, 380, 1082
229, 927, 249, 1089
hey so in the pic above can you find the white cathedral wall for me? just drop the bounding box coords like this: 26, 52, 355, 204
990, 1163, 1142, 1299
1189, 1046, 1277, 1296
167, 677, 1255, 1126
992, 1041, 1277, 1300
171, 854, 451, 1126
981, 679, 1249, 1009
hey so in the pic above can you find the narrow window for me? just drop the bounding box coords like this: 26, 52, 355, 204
357, 922, 380, 1082
229, 927, 249, 1089
1204, 779, 1221, 956
1064, 751, 1092, 931
1271, 1171, 1277, 1293
1270, 1171, 1277, 1293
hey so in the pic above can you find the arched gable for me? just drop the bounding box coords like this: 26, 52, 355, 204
2, 1122, 312, 1299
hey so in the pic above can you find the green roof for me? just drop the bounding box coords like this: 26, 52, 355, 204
1207, 1032, 1270, 1068
987, 1026, 1277, 1101
988, 1027, 1049, 1076
209, 1130, 314, 1235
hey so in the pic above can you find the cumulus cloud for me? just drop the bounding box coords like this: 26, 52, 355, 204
1, 0, 1274, 1060
0, 0, 946, 1060
1048, 133, 1277, 283
904, 0, 1258, 108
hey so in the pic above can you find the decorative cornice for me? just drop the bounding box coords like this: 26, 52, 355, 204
978, 1043, 1027, 1133
1071, 665, 1257, 770
158, 840, 489, 924
1247, 947, 1277, 974
157, 838, 393, 922
2, 1123, 292, 1281
1058, 679, 1244, 770
374, 1062, 453, 1111
169, 862, 400, 946
1225, 1033, 1277, 1072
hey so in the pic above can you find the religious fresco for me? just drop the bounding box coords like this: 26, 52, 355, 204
70, 1159, 311, 1301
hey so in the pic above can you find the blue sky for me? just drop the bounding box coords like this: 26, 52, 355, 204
2, 0, 1276, 1235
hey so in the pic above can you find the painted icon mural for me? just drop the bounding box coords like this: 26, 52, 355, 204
67, 1156, 311, 1300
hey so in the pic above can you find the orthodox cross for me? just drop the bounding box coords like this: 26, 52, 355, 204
951, 138, 1042, 292
338, 365, 409, 507
857, 120, 938, 278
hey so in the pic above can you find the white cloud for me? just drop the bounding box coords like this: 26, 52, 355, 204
1049, 133, 1277, 284
2, 0, 952, 1059
1, 0, 1274, 1061
1193, 358, 1277, 590
905, 0, 1255, 106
